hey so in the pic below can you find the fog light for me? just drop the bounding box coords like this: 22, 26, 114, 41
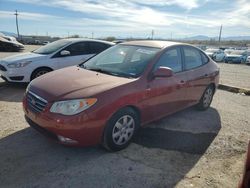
57, 135, 78, 144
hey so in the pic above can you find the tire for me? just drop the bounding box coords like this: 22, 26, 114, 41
196, 85, 214, 111
103, 107, 140, 151
31, 67, 52, 81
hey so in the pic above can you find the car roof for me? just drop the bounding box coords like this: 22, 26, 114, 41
121, 40, 184, 49
61, 38, 115, 45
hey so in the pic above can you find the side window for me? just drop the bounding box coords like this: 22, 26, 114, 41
183, 47, 203, 70
200, 52, 209, 64
89, 42, 109, 54
64, 42, 89, 56
154, 48, 182, 73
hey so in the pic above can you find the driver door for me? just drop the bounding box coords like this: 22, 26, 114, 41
142, 47, 188, 122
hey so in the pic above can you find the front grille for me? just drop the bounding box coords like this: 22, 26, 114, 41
27, 91, 48, 113
0, 64, 7, 71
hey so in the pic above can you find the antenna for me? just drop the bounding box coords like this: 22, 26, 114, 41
14, 10, 20, 39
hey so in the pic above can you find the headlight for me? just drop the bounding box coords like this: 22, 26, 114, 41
7, 61, 32, 68
50, 98, 97, 115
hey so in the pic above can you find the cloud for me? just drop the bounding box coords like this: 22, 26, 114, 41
130, 0, 200, 10
0, 10, 60, 21
2, 0, 250, 37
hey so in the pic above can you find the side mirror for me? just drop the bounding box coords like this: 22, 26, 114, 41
153, 67, 173, 78
60, 50, 70, 56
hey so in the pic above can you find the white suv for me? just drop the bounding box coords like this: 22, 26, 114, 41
0, 38, 114, 82
246, 56, 250, 65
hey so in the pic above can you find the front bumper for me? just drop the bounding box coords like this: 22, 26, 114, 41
0, 66, 30, 82
23, 95, 105, 147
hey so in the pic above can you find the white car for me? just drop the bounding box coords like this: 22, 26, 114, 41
0, 38, 114, 82
205, 48, 225, 62
246, 56, 250, 65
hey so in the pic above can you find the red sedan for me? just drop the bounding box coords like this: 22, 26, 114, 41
23, 41, 219, 151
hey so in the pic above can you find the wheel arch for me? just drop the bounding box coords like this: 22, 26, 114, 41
30, 66, 53, 81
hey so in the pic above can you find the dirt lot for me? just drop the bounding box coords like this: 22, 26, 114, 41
218, 63, 250, 89
0, 46, 250, 188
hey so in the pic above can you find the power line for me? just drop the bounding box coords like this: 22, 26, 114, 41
218, 25, 223, 45
14, 10, 20, 39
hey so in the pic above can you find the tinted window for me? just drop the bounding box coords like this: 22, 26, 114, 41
89, 42, 109, 54
183, 47, 203, 70
64, 42, 89, 56
154, 48, 182, 73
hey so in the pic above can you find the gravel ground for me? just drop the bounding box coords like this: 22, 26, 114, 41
0, 46, 250, 187
218, 63, 250, 89
0, 84, 249, 188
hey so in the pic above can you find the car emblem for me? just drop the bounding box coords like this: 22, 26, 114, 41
31, 98, 36, 105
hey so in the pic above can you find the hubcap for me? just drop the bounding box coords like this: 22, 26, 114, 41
203, 88, 213, 107
36, 70, 48, 78
112, 115, 135, 145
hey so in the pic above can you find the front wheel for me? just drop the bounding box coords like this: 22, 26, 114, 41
31, 68, 52, 81
103, 108, 139, 151
196, 85, 214, 111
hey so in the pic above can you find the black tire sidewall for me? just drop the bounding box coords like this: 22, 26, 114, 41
31, 68, 51, 80
103, 108, 139, 151
197, 85, 214, 111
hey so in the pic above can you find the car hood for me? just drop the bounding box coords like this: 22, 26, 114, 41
29, 66, 136, 102
1, 52, 46, 63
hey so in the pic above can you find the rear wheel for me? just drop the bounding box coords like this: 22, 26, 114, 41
31, 68, 52, 81
103, 108, 139, 151
196, 85, 214, 111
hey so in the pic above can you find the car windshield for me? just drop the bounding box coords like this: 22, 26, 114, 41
82, 44, 160, 78
33, 40, 71, 55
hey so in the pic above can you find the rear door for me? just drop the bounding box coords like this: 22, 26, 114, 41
182, 46, 210, 104
51, 42, 93, 69
143, 47, 188, 121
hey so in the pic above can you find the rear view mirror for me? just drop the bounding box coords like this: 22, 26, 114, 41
153, 67, 173, 78
60, 50, 70, 56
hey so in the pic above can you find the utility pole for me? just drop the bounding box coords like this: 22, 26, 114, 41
218, 25, 222, 46
14, 10, 20, 39
171, 32, 172, 40
91, 32, 94, 39
151, 30, 154, 40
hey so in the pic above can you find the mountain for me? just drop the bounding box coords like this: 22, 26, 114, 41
182, 35, 212, 41
182, 35, 250, 41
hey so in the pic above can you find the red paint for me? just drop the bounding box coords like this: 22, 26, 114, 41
23, 41, 219, 147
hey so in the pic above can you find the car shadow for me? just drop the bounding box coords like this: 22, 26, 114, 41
0, 107, 221, 188
133, 107, 221, 154
0, 81, 27, 102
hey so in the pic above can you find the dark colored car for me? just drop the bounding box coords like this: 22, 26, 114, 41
23, 41, 220, 151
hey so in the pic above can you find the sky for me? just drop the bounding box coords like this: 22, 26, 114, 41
0, 0, 250, 39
